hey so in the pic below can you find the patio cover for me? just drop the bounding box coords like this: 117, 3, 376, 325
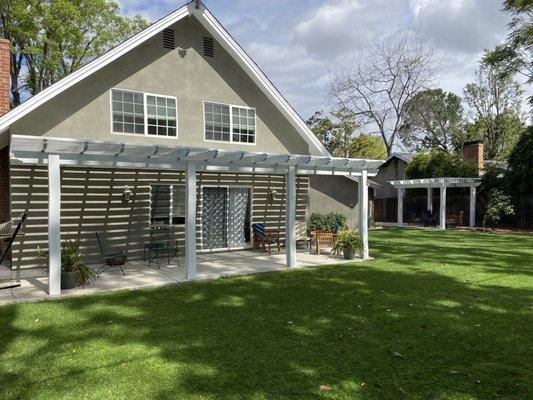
389, 177, 481, 230
10, 135, 383, 296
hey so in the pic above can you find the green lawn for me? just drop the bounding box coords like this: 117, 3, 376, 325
1, 229, 532, 400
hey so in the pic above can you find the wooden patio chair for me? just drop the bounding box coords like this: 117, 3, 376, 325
310, 230, 336, 255
252, 223, 281, 253
95, 232, 127, 276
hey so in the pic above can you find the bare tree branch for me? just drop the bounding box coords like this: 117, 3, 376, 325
328, 28, 438, 155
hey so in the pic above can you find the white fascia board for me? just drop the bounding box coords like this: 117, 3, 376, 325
0, 5, 190, 134
191, 3, 330, 157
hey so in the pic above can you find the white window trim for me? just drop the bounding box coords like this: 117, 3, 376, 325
202, 100, 257, 146
149, 183, 186, 226
110, 88, 179, 139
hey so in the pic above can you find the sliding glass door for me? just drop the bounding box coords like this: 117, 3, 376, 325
201, 187, 251, 250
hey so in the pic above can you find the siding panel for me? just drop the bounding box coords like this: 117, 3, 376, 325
11, 165, 308, 271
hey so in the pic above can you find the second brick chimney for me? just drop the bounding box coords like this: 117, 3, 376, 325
463, 140, 484, 173
0, 38, 11, 223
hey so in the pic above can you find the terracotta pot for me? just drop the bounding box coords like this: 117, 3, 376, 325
61, 270, 80, 289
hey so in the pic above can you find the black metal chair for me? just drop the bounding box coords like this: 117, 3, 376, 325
143, 225, 180, 268
422, 210, 436, 227
95, 232, 127, 276
0, 213, 27, 291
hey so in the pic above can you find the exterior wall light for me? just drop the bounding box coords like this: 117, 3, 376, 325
123, 186, 133, 203
267, 188, 278, 204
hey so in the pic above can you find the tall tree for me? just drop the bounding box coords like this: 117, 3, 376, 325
329, 108, 358, 158
0, 0, 39, 106
483, 0, 532, 85
0, 0, 147, 106
306, 111, 338, 154
463, 63, 525, 160
306, 108, 359, 157
328, 28, 438, 156
348, 135, 387, 159
399, 89, 465, 153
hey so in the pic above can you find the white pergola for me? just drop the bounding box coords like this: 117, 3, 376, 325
10, 135, 383, 296
389, 178, 481, 230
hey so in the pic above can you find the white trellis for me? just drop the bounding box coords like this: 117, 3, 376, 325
389, 178, 481, 230
10, 135, 383, 295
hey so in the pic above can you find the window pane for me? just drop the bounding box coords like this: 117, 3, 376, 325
172, 185, 186, 219
150, 185, 171, 225
204, 102, 230, 142
231, 106, 256, 143
146, 95, 177, 137
111, 90, 144, 134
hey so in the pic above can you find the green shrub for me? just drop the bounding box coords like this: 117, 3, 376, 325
482, 189, 515, 228
406, 151, 478, 179
332, 229, 363, 255
39, 238, 96, 287
309, 213, 348, 232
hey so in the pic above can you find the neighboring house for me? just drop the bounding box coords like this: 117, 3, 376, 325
373, 153, 415, 199
373, 142, 487, 223
0, 1, 380, 294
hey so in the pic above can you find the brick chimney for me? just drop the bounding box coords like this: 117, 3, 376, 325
463, 140, 484, 173
0, 38, 11, 223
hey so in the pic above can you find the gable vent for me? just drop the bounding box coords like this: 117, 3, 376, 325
203, 36, 214, 57
163, 29, 175, 49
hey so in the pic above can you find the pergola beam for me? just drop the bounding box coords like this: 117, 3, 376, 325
48, 154, 61, 296
439, 185, 446, 230
469, 186, 476, 227
185, 161, 197, 280
358, 170, 369, 259
285, 166, 296, 267
10, 135, 383, 175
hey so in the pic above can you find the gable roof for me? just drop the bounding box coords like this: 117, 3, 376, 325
0, 0, 329, 156
387, 153, 415, 164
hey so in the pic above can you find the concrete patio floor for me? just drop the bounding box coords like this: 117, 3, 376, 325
0, 249, 362, 305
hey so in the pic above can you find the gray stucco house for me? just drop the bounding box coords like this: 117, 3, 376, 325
0, 1, 381, 295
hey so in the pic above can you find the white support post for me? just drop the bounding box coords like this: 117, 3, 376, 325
469, 186, 476, 227
48, 154, 61, 296
285, 166, 296, 267
397, 187, 404, 226
358, 170, 369, 259
185, 161, 197, 280
427, 187, 433, 212
439, 185, 447, 230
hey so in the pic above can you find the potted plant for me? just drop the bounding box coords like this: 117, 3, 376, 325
332, 230, 363, 259
40, 239, 96, 289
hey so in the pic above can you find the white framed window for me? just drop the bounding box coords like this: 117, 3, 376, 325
112, 90, 145, 134
111, 89, 178, 138
147, 95, 177, 137
232, 106, 256, 143
150, 184, 185, 225
204, 102, 230, 142
204, 102, 256, 144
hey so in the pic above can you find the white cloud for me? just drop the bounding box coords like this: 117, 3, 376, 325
409, 0, 509, 55
293, 0, 407, 57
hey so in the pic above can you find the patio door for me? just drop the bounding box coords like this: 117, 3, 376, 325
202, 187, 251, 250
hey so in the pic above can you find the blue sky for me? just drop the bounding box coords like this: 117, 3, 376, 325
118, 0, 512, 119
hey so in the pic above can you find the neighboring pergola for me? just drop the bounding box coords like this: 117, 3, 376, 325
389, 178, 481, 230
10, 135, 383, 296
